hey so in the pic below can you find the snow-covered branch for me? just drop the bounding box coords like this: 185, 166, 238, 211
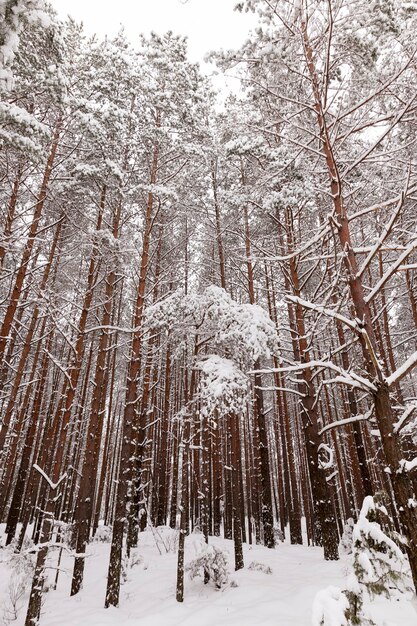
393, 403, 417, 434
365, 237, 417, 304
398, 458, 417, 474
318, 443, 334, 470
319, 409, 373, 436
386, 351, 417, 387
33, 464, 67, 490
251, 361, 377, 392
0, 0, 51, 91
348, 185, 417, 223
255, 385, 305, 397
285, 296, 382, 380
286, 295, 358, 334
357, 187, 407, 278
258, 222, 330, 263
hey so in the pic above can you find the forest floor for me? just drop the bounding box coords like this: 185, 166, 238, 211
1, 525, 416, 626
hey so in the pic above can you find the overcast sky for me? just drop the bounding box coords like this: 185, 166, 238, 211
51, 0, 256, 63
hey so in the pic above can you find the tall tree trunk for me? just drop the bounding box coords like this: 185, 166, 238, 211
284, 206, 339, 560
0, 216, 64, 455
0, 160, 23, 270
243, 192, 275, 548
0, 120, 62, 370
71, 194, 121, 595
301, 17, 417, 586
105, 132, 159, 608
230, 411, 244, 570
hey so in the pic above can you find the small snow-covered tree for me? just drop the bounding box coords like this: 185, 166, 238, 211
197, 354, 248, 572
145, 286, 279, 599
312, 586, 350, 626
2, 543, 34, 625
314, 495, 409, 625
186, 544, 230, 590
344, 495, 409, 624
340, 519, 355, 556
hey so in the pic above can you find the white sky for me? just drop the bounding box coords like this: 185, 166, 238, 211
51, 0, 256, 63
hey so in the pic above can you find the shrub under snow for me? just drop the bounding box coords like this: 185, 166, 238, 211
313, 496, 410, 626
248, 560, 273, 575
339, 518, 355, 555
312, 586, 350, 626
92, 524, 112, 543
1, 542, 34, 624
186, 544, 230, 589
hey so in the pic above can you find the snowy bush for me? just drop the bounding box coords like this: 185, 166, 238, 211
343, 495, 409, 624
159, 528, 179, 554
313, 496, 410, 626
248, 560, 273, 575
274, 526, 285, 543
351, 496, 408, 596
54, 520, 73, 547
340, 518, 355, 555
2, 547, 34, 624
312, 586, 350, 626
92, 524, 112, 543
129, 548, 143, 568
149, 524, 179, 554
186, 544, 230, 589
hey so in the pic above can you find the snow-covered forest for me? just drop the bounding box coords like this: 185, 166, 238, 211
1, 1, 417, 624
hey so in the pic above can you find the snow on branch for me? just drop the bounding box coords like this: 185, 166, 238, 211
319, 409, 373, 436
386, 351, 417, 388
33, 464, 67, 491
345, 90, 417, 175
197, 355, 248, 417
357, 186, 407, 278
286, 295, 358, 334
145, 286, 279, 365
398, 458, 417, 474
143, 288, 185, 332
323, 375, 373, 392
83, 323, 145, 335
0, 0, 51, 91
258, 222, 330, 263
365, 237, 417, 304
202, 286, 279, 363
393, 403, 417, 434
255, 385, 305, 397
43, 349, 72, 385
26, 541, 90, 558
286, 295, 384, 379
252, 361, 377, 392
318, 443, 334, 470
348, 185, 417, 223
398, 263, 417, 271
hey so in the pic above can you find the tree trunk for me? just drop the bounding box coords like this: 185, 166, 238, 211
0, 120, 62, 370
105, 132, 159, 607
301, 17, 417, 583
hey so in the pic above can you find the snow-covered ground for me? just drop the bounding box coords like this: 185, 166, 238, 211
0, 525, 416, 626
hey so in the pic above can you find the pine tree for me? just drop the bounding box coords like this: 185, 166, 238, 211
344, 496, 409, 625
